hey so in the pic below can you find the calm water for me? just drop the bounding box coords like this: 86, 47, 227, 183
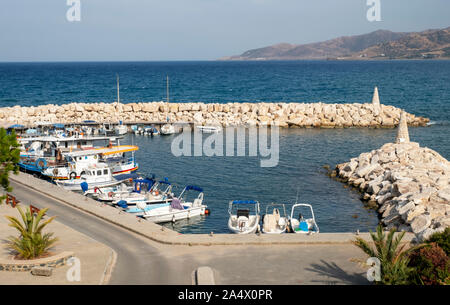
1, 61, 449, 233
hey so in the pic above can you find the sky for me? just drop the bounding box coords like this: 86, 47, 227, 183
0, 0, 449, 62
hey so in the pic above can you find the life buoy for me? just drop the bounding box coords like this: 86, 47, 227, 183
154, 190, 159, 196
36, 158, 47, 170
94, 187, 99, 193
69, 172, 77, 180
108, 192, 114, 198
136, 183, 141, 192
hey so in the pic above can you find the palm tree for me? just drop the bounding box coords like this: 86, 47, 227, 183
5, 206, 58, 259
353, 225, 418, 285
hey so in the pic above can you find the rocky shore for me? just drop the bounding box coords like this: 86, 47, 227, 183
0, 88, 429, 128
334, 112, 449, 241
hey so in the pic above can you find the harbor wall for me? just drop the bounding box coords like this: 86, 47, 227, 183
335, 142, 450, 242
0, 101, 429, 128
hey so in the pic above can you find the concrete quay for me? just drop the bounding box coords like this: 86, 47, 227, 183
8, 172, 414, 246
6, 172, 416, 285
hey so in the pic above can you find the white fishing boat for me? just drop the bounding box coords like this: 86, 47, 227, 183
289, 203, 319, 234
55, 163, 130, 191
139, 185, 206, 223
196, 125, 222, 134
227, 200, 260, 234
41, 145, 139, 180
261, 203, 288, 234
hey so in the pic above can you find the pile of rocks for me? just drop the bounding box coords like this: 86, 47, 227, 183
0, 101, 429, 128
335, 113, 449, 241
0, 88, 429, 128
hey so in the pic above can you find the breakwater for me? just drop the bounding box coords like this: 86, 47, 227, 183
334, 112, 449, 241
0, 88, 429, 128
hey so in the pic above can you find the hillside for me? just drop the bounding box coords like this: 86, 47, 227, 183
221, 27, 450, 60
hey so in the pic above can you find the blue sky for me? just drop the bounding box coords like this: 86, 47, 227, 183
0, 0, 449, 61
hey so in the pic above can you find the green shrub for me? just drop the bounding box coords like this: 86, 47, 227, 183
425, 227, 450, 255
5, 206, 58, 259
353, 225, 417, 285
408, 242, 450, 285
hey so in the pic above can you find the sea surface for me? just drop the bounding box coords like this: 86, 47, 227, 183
1, 60, 449, 233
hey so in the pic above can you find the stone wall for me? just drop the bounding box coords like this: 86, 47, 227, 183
0, 102, 429, 128
335, 142, 450, 241
0, 251, 73, 272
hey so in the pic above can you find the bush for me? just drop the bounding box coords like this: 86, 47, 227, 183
353, 225, 416, 285
408, 242, 450, 285
5, 206, 58, 259
425, 227, 450, 255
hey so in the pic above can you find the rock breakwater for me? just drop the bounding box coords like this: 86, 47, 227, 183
335, 113, 449, 241
0, 101, 429, 128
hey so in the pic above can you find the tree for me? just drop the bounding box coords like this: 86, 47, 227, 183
5, 206, 58, 259
0, 127, 20, 203
353, 225, 420, 285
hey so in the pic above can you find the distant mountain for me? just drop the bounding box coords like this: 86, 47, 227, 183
221, 27, 450, 60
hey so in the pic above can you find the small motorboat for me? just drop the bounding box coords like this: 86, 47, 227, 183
227, 200, 260, 234
139, 185, 206, 223
113, 178, 175, 213
261, 203, 288, 234
196, 125, 222, 134
160, 124, 176, 135
289, 203, 319, 234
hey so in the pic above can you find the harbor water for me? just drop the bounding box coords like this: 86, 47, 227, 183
1, 60, 449, 233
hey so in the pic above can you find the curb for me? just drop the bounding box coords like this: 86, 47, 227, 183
99, 249, 117, 285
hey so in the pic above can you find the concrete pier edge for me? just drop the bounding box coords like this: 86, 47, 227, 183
9, 172, 415, 246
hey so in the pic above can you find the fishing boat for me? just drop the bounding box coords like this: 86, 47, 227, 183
196, 125, 222, 134
18, 135, 118, 175
227, 200, 260, 234
55, 163, 133, 191
139, 185, 206, 223
261, 203, 288, 234
41, 145, 139, 180
289, 203, 320, 234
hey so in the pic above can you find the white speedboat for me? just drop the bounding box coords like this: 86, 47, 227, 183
160, 124, 176, 135
196, 125, 222, 134
261, 203, 288, 234
289, 203, 319, 234
139, 185, 206, 223
111, 178, 174, 209
227, 200, 260, 234
115, 122, 128, 135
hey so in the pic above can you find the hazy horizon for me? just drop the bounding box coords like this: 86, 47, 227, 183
0, 0, 449, 62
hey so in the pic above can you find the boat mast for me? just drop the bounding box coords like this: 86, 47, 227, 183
116, 74, 120, 106
166, 75, 169, 103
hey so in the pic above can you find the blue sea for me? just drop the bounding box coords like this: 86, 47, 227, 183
1, 60, 449, 233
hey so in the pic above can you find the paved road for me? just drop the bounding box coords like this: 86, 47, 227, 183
10, 180, 183, 285
10, 180, 369, 285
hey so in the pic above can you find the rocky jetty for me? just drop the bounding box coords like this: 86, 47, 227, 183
0, 88, 429, 128
335, 112, 449, 241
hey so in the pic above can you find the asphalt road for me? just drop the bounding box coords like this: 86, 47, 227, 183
9, 180, 369, 285
10, 180, 182, 285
